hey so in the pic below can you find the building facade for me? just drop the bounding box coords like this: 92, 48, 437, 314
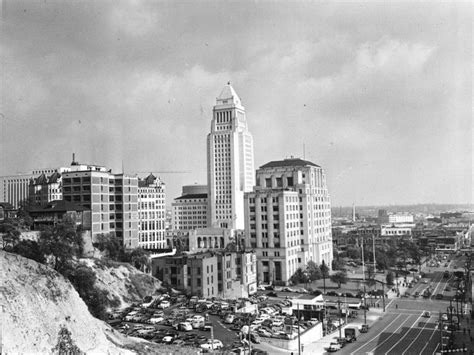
0, 168, 59, 208
62, 163, 139, 248
29, 169, 69, 206
207, 83, 255, 229
171, 185, 208, 231
244, 158, 333, 285
138, 174, 166, 249
152, 250, 257, 298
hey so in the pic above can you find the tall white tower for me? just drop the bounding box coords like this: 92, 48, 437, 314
207, 83, 255, 229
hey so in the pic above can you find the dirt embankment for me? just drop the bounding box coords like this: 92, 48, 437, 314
0, 251, 187, 354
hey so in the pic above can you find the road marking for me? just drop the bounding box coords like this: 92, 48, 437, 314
366, 314, 417, 354
349, 314, 403, 355
419, 322, 439, 355
399, 315, 431, 355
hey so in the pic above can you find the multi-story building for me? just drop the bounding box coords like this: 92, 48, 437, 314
244, 158, 333, 285
380, 223, 414, 237
207, 83, 255, 229
0, 168, 60, 208
138, 174, 166, 249
152, 250, 257, 298
61, 163, 138, 248
29, 168, 70, 206
171, 185, 208, 231
378, 210, 414, 224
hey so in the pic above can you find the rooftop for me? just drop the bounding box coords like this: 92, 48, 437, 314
29, 200, 89, 213
216, 82, 242, 106
175, 193, 208, 201
260, 158, 320, 169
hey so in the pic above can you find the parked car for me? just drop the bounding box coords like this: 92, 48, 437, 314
200, 339, 223, 350
327, 342, 342, 352
159, 300, 171, 309
360, 324, 369, 333
422, 311, 431, 318
435, 294, 444, 300
267, 292, 278, 298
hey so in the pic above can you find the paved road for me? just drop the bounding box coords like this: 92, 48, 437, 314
336, 266, 470, 355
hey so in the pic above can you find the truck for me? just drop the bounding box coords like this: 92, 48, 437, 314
344, 327, 359, 342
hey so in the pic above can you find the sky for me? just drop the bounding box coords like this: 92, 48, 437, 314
1, 1, 472, 207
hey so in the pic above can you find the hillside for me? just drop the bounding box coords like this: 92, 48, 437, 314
79, 258, 162, 309
0, 251, 193, 354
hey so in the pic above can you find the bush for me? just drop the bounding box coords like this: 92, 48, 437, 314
10, 240, 46, 264
68, 266, 111, 321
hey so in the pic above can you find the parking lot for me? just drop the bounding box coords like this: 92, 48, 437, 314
106, 286, 352, 354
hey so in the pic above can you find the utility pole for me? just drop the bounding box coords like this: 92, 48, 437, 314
210, 325, 214, 354
338, 293, 342, 340
373, 234, 377, 290
362, 238, 367, 324
297, 302, 302, 355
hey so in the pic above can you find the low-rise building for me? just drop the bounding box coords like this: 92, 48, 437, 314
29, 200, 91, 230
152, 249, 257, 298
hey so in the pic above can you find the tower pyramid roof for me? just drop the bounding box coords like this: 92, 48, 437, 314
216, 82, 241, 106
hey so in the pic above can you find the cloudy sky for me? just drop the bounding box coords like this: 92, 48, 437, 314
1, 1, 472, 207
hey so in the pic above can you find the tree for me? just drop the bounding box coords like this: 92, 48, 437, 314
346, 246, 361, 260
38, 220, 83, 275
330, 271, 348, 288
306, 261, 322, 281
51, 325, 83, 355
68, 266, 111, 320
289, 268, 309, 285
386, 271, 395, 286
1, 222, 21, 249
11, 240, 46, 264
366, 265, 376, 286
94, 233, 124, 260
320, 261, 330, 294
129, 248, 151, 273
331, 258, 345, 271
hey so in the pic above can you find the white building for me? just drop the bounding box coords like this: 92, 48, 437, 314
171, 185, 208, 231
207, 83, 255, 229
138, 174, 166, 249
388, 213, 414, 224
0, 168, 61, 208
381, 223, 414, 236
244, 158, 333, 285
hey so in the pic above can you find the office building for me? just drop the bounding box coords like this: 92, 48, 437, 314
62, 162, 138, 248
207, 83, 255, 229
171, 185, 208, 231
138, 174, 166, 249
244, 158, 333, 285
